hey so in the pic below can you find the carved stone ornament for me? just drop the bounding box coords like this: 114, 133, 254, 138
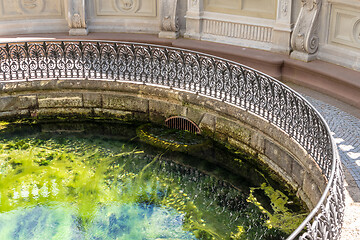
68, 0, 88, 35
291, 0, 322, 60
159, 0, 180, 39
114, 0, 139, 13
353, 19, 360, 44
281, 0, 288, 17
162, 15, 179, 32
18, 0, 45, 14
72, 14, 82, 28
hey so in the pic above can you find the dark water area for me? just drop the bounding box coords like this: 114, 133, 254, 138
0, 121, 308, 239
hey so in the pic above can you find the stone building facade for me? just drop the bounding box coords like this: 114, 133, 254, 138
0, 0, 359, 71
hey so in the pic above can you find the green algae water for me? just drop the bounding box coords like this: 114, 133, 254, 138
0, 121, 308, 240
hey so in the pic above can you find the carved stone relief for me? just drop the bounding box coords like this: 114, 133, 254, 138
291, 0, 322, 61
68, 0, 87, 35
159, 0, 179, 38
187, 0, 202, 13
0, 0, 62, 18
280, 0, 288, 17
96, 0, 156, 17
275, 0, 292, 24
354, 20, 360, 44
191, 0, 198, 7
114, 0, 139, 13
71, 13, 82, 28
162, 15, 179, 32
18, 0, 44, 13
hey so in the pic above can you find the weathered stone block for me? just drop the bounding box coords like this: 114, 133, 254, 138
257, 154, 299, 191
203, 98, 228, 113
102, 94, 148, 113
0, 96, 17, 111
198, 113, 216, 135
291, 159, 305, 187
149, 112, 167, 124
302, 172, 322, 206
265, 139, 305, 178
38, 93, 83, 108
132, 112, 150, 122
249, 131, 265, 154
213, 131, 228, 143
94, 108, 143, 122
216, 117, 252, 143
17, 95, 37, 110
36, 108, 92, 117
228, 137, 257, 156
41, 123, 85, 133
0, 110, 29, 119
32, 80, 59, 90
83, 93, 102, 108
141, 85, 180, 102
186, 107, 204, 124
0, 81, 32, 93
297, 189, 314, 210
264, 139, 292, 175
149, 99, 186, 117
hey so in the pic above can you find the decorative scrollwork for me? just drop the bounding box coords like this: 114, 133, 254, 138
9, 45, 27, 60
100, 44, 117, 76
0, 46, 8, 61
0, 40, 344, 240
28, 43, 45, 59
291, 0, 322, 58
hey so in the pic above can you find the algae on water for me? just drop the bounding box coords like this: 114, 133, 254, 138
0, 122, 307, 239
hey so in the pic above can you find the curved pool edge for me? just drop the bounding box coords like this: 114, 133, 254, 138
0, 40, 345, 239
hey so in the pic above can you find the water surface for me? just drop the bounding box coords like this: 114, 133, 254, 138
0, 121, 307, 239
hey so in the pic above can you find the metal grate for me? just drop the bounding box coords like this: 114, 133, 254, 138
165, 116, 201, 134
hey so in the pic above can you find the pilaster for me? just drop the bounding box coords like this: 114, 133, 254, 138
158, 0, 180, 39
67, 0, 88, 36
271, 0, 293, 54
184, 0, 203, 40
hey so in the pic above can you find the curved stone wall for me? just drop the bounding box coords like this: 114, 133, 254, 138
0, 80, 326, 209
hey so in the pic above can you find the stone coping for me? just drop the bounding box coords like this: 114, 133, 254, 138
0, 32, 358, 109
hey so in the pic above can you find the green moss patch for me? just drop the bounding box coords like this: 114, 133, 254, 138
137, 123, 209, 152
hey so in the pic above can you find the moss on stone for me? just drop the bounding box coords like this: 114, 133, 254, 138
247, 181, 307, 235
136, 123, 209, 153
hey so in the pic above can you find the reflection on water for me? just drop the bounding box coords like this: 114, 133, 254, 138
0, 204, 193, 239
0, 122, 307, 239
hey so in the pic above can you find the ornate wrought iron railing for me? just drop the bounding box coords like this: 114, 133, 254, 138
0, 40, 344, 239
